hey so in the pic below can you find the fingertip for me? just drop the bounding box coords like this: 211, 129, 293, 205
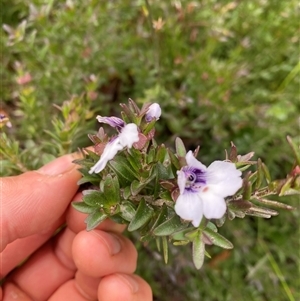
37, 152, 82, 176
2, 282, 32, 301
98, 273, 153, 301
72, 230, 137, 278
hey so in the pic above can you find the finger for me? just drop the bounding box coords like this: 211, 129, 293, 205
1, 218, 63, 278
1, 153, 81, 251
72, 230, 137, 278
2, 282, 32, 301
98, 273, 153, 301
7, 227, 77, 301
75, 271, 100, 300
67, 194, 126, 234
48, 279, 94, 301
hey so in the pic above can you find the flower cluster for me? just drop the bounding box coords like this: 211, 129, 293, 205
88, 104, 242, 228
89, 103, 161, 174
89, 117, 139, 174
73, 100, 296, 270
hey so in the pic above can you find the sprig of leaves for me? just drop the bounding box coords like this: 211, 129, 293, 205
72, 101, 299, 269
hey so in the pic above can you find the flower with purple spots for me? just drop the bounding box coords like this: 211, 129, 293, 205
175, 151, 243, 227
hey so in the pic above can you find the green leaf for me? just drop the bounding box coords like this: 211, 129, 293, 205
85, 149, 101, 161
206, 222, 218, 232
131, 180, 148, 196
155, 144, 167, 162
128, 198, 154, 232
143, 118, 157, 135
77, 175, 100, 186
77, 165, 100, 186
203, 228, 233, 249
119, 201, 136, 221
255, 158, 263, 190
173, 240, 190, 246
83, 190, 107, 207
279, 177, 296, 196
109, 156, 138, 186
126, 148, 142, 172
262, 162, 272, 184
147, 146, 156, 164
287, 135, 300, 165
155, 237, 161, 252
171, 227, 195, 241
120, 102, 139, 124
71, 201, 96, 214
162, 236, 169, 264
103, 174, 120, 205
109, 214, 126, 224
192, 232, 205, 269
168, 149, 180, 170
153, 214, 187, 236
242, 178, 252, 201
85, 210, 107, 231
175, 137, 186, 157
123, 186, 131, 199
156, 162, 174, 180
150, 204, 168, 230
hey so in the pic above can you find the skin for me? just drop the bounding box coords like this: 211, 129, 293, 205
0, 153, 152, 301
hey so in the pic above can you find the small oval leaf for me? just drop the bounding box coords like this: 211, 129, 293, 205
128, 198, 154, 232
85, 210, 107, 231
153, 214, 187, 236
175, 137, 186, 157
103, 174, 120, 205
83, 190, 107, 207
192, 232, 205, 270
119, 201, 136, 221
72, 201, 96, 214
203, 228, 233, 249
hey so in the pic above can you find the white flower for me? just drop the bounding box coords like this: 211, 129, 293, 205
174, 151, 243, 227
145, 103, 161, 122
89, 116, 139, 174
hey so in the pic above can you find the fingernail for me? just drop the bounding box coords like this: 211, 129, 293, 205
117, 274, 139, 293
92, 231, 121, 255
37, 153, 79, 176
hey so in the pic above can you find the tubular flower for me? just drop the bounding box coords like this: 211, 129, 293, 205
145, 103, 161, 122
89, 116, 139, 174
174, 151, 243, 227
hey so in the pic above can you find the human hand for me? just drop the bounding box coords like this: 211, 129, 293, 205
1, 154, 152, 300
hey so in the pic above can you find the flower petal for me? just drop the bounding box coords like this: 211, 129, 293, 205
119, 123, 139, 148
89, 138, 123, 174
175, 193, 203, 227
177, 170, 187, 194
206, 161, 242, 197
96, 116, 125, 129
185, 151, 207, 172
200, 189, 227, 219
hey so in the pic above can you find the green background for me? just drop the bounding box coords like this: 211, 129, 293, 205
1, 1, 299, 300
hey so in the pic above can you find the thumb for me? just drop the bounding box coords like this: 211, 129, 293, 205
0, 153, 81, 252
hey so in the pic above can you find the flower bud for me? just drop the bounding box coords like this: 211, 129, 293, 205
145, 103, 161, 122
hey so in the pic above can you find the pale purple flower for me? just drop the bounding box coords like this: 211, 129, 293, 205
175, 151, 243, 227
145, 103, 161, 122
89, 116, 139, 174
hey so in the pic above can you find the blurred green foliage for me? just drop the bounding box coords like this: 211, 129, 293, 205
1, 0, 299, 300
